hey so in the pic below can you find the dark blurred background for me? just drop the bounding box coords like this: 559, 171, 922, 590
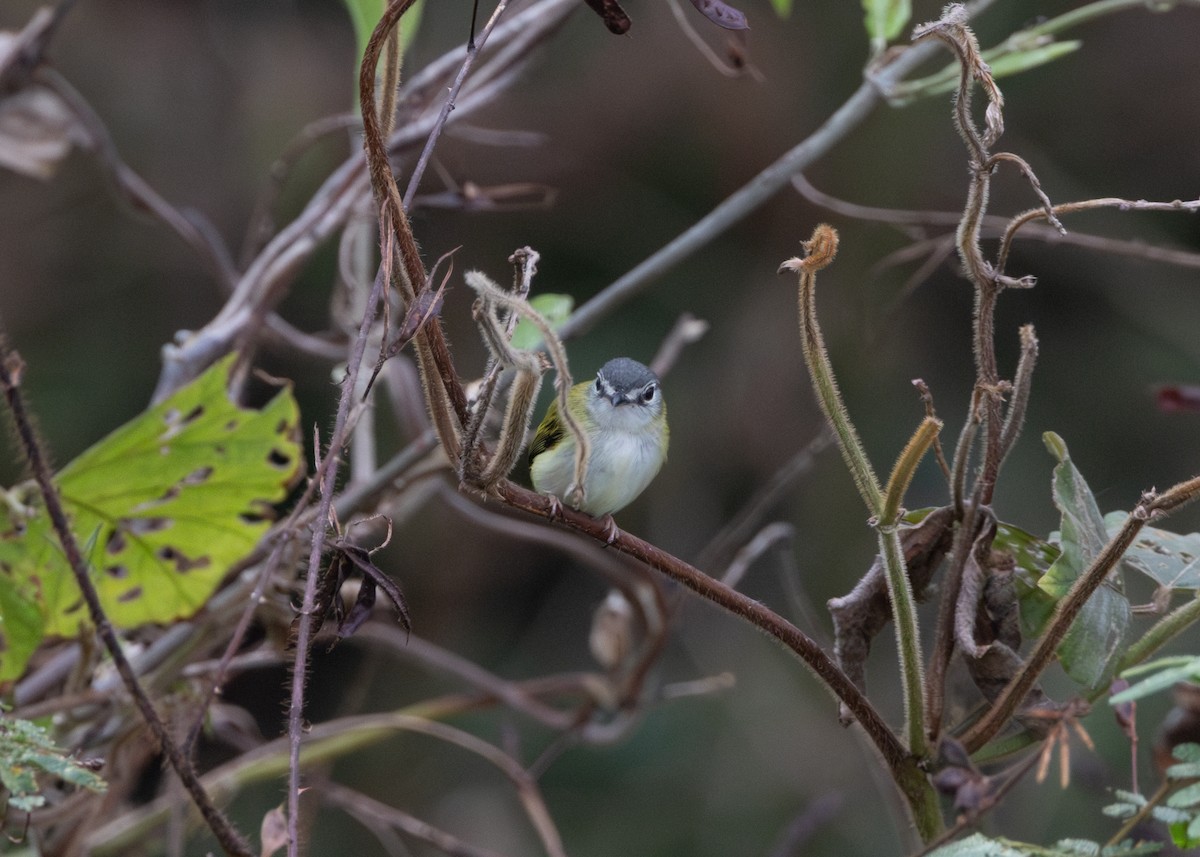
2, 0, 1199, 854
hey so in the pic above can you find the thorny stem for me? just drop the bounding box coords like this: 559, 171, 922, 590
0, 351, 253, 857
286, 256, 388, 856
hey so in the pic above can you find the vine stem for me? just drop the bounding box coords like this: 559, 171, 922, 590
0, 351, 253, 857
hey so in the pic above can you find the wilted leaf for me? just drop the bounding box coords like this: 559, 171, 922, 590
689, 0, 749, 30
0, 355, 302, 679
260, 804, 289, 857
829, 505, 955, 703
309, 536, 411, 647
1036, 433, 1131, 688
862, 0, 910, 52
511, 293, 574, 351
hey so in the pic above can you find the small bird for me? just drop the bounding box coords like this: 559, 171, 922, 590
529, 358, 669, 532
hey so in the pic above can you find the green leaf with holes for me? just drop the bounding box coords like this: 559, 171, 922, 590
0, 355, 301, 679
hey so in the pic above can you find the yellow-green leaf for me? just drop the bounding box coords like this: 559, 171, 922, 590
0, 356, 302, 679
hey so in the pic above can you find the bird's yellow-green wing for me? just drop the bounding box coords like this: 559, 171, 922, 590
528, 397, 565, 465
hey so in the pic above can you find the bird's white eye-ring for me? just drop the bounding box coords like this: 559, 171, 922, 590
641, 384, 657, 403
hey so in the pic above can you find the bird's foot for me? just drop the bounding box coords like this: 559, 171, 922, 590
599, 514, 620, 546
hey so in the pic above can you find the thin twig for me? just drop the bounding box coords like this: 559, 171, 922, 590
554, 12, 989, 342
322, 782, 509, 857
402, 0, 510, 210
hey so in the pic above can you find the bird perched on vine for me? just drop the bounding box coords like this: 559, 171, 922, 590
528, 357, 668, 536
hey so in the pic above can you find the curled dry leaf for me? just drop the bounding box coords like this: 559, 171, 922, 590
954, 515, 999, 659
828, 505, 955, 701
259, 805, 289, 857
308, 537, 412, 647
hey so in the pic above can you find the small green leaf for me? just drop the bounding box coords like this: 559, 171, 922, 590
924, 832, 1028, 856
769, 0, 792, 16
0, 356, 302, 679
1166, 743, 1200, 780
862, 0, 910, 53
1168, 781, 1200, 809
1, 713, 106, 814
987, 40, 1081, 80
888, 39, 1081, 104
1112, 657, 1200, 704
1038, 433, 1130, 687
510, 293, 574, 351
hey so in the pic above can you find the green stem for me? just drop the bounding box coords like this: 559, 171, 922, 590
785, 224, 929, 761
1118, 590, 1200, 674
786, 225, 884, 516
879, 524, 930, 759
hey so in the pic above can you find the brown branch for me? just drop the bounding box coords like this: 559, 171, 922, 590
0, 350, 253, 857
490, 478, 911, 773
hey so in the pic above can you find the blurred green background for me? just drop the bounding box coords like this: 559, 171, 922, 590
2, 0, 1200, 854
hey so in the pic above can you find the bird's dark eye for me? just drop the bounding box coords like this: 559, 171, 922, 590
595, 377, 604, 394
641, 384, 657, 403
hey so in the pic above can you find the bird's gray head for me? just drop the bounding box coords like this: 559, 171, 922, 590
593, 358, 662, 410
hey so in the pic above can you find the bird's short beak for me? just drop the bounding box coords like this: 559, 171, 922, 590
609, 393, 626, 407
